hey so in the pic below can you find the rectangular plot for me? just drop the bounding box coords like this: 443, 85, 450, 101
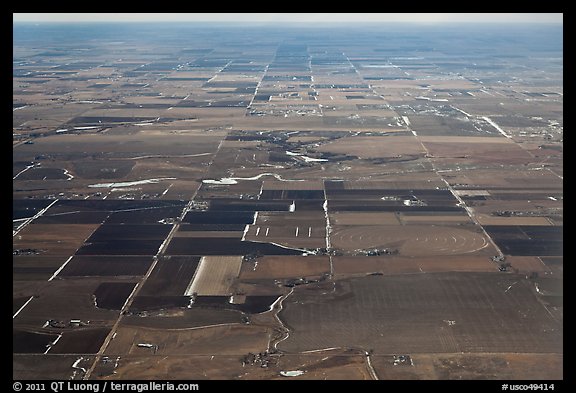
86, 224, 172, 241
139, 256, 201, 296
129, 296, 191, 312
13, 256, 68, 281
186, 256, 243, 296
93, 282, 137, 310
14, 354, 96, 380
243, 225, 326, 249
13, 330, 60, 354
328, 201, 464, 212
13, 224, 100, 256
498, 240, 563, 257
520, 226, 563, 240
54, 199, 185, 211
105, 206, 185, 224
294, 200, 325, 211
173, 231, 243, 238
59, 256, 153, 277
76, 239, 163, 256
541, 257, 563, 266
278, 272, 562, 354
34, 211, 110, 224
183, 211, 255, 225
330, 212, 401, 226
326, 188, 457, 202
262, 180, 324, 191
260, 190, 325, 199
485, 225, 563, 256
208, 199, 292, 212
398, 214, 472, 224
165, 237, 302, 256
13, 199, 55, 220
49, 328, 111, 354
240, 255, 330, 280
178, 223, 247, 231
332, 256, 497, 277
476, 215, 553, 226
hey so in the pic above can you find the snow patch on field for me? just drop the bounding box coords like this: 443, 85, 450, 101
88, 178, 176, 188
203, 173, 304, 184
280, 370, 305, 377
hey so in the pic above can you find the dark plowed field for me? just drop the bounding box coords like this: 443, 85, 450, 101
183, 211, 255, 225
76, 239, 164, 256
165, 237, 303, 256
13, 330, 59, 353
138, 256, 201, 296
129, 296, 191, 312
94, 282, 137, 310
485, 225, 563, 256
86, 224, 172, 241
13, 199, 55, 220
50, 328, 111, 354
59, 256, 154, 277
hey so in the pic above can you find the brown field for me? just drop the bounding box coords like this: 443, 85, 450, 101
470, 199, 562, 217
173, 231, 244, 238
326, 175, 446, 190
197, 180, 263, 199
475, 214, 553, 226
397, 214, 473, 225
286, 135, 329, 143
243, 211, 328, 249
332, 255, 498, 278
14, 355, 95, 380
330, 225, 495, 256
244, 225, 326, 249
317, 135, 425, 159
278, 273, 562, 354
104, 324, 271, 356
240, 255, 331, 280
425, 141, 535, 166
186, 256, 243, 296
13, 224, 99, 256
453, 100, 563, 119
158, 179, 201, 199
371, 353, 563, 380
329, 212, 401, 226
443, 168, 563, 189
506, 256, 552, 274
50, 327, 111, 354
92, 353, 373, 380
13, 131, 225, 158
255, 211, 325, 225
122, 308, 243, 329
138, 257, 200, 296
13, 278, 130, 326
13, 256, 70, 281
419, 136, 513, 144
261, 180, 324, 190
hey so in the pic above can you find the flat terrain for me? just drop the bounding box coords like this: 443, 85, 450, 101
13, 22, 562, 380
186, 256, 243, 296
330, 225, 494, 256
278, 273, 562, 354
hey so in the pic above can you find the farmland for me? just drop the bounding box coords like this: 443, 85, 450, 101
13, 21, 562, 381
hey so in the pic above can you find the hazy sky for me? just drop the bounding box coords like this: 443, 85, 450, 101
13, 13, 562, 24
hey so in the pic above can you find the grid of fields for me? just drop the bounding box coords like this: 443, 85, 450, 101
13, 22, 562, 380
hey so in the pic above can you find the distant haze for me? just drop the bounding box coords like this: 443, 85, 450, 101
13, 13, 563, 25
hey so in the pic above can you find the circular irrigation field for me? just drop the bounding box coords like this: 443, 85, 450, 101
330, 225, 491, 256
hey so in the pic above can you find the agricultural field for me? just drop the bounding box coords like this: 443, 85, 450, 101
13, 21, 562, 381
